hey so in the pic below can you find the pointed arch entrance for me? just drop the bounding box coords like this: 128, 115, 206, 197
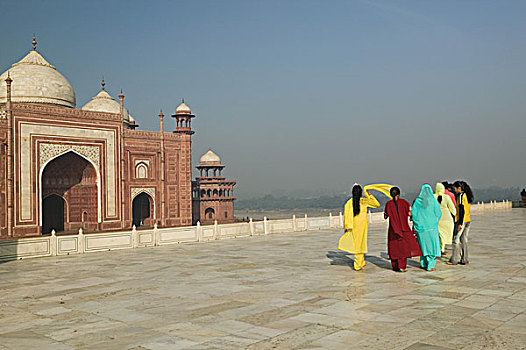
41, 151, 99, 234
204, 207, 215, 221
132, 192, 154, 228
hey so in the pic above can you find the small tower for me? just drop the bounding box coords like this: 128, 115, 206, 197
192, 150, 236, 225
172, 99, 195, 135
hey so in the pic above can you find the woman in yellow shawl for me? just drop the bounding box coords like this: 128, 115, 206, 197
434, 183, 456, 254
339, 184, 384, 270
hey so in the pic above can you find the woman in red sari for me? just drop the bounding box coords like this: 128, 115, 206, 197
384, 187, 422, 272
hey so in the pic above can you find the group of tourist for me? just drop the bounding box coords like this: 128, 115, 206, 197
338, 181, 474, 272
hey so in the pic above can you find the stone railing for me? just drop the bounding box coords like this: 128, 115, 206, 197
0, 200, 512, 261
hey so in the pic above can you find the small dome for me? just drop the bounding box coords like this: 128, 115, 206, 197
82, 89, 120, 113
82, 85, 135, 124
200, 150, 221, 165
175, 101, 191, 115
0, 49, 76, 108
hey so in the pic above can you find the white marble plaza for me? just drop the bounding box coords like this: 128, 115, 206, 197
0, 209, 525, 349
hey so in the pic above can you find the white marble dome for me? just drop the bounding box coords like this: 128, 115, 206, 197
200, 150, 221, 165
82, 87, 135, 123
0, 49, 76, 108
175, 101, 191, 115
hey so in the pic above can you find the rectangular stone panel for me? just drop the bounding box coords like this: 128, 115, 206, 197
85, 232, 132, 251
139, 231, 154, 246
0, 237, 51, 260
158, 227, 197, 244
219, 223, 251, 238
307, 218, 330, 229
57, 236, 79, 255
269, 220, 294, 233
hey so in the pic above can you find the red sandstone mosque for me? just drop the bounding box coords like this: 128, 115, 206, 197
0, 37, 236, 239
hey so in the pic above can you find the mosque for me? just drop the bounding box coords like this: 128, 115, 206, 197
0, 37, 236, 239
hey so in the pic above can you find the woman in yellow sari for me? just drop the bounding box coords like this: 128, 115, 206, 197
339, 184, 381, 270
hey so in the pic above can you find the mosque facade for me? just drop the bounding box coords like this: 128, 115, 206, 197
0, 38, 235, 239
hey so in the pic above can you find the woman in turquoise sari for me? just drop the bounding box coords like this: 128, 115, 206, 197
412, 184, 442, 271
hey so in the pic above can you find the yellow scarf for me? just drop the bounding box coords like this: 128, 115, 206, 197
363, 183, 394, 200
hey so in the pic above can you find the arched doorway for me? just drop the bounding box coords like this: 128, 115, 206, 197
41, 151, 98, 234
132, 192, 153, 228
204, 207, 215, 221
42, 194, 65, 234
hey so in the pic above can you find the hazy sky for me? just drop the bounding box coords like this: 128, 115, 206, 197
1, 0, 525, 198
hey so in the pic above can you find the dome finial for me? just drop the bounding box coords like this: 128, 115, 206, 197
182, 98, 185, 103
101, 76, 105, 90
32, 35, 37, 51
5, 70, 12, 83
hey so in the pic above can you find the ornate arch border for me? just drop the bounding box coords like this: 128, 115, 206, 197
38, 148, 102, 225
131, 187, 156, 220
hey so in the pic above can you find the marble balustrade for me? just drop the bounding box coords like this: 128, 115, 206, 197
0, 200, 513, 261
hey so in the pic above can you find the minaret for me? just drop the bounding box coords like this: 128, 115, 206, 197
118, 87, 124, 117
118, 86, 125, 229
5, 72, 14, 236
172, 99, 195, 135
159, 110, 166, 226
192, 150, 236, 225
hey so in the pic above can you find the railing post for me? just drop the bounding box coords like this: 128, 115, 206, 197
50, 229, 57, 256
153, 223, 159, 246
249, 218, 254, 236
304, 214, 308, 231
339, 211, 343, 229
132, 225, 139, 248
329, 212, 333, 228
213, 220, 219, 240
264, 216, 268, 235
78, 228, 84, 254
368, 210, 372, 223
292, 214, 297, 231
197, 221, 203, 242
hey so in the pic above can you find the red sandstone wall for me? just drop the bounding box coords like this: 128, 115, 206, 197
124, 130, 193, 228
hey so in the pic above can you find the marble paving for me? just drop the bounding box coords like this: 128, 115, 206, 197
0, 210, 525, 349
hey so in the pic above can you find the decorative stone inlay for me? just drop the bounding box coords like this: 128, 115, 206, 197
131, 187, 155, 200
0, 110, 6, 119
134, 159, 150, 166
40, 143, 100, 169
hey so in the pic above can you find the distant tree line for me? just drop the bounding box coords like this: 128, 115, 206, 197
236, 187, 521, 210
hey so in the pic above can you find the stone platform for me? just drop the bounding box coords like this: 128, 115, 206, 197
0, 209, 524, 349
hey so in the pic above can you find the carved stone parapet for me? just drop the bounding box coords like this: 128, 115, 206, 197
12, 103, 122, 122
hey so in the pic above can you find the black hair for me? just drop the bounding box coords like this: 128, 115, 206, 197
462, 181, 474, 203
390, 186, 400, 198
437, 195, 442, 204
442, 181, 454, 192
454, 180, 474, 203
390, 186, 400, 209
352, 185, 362, 217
